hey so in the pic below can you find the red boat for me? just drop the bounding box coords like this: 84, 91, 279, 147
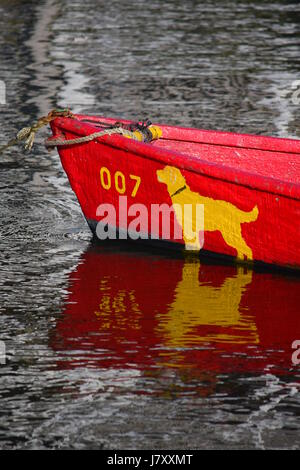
48, 114, 300, 270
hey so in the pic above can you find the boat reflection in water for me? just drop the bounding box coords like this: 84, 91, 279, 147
51, 242, 300, 392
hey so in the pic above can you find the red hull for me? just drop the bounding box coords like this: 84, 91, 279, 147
50, 115, 300, 270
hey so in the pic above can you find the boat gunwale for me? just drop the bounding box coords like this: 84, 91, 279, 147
77, 115, 300, 155
51, 116, 300, 202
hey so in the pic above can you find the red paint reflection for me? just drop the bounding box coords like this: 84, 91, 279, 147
50, 244, 300, 376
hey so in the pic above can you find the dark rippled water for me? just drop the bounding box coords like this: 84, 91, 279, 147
0, 0, 300, 450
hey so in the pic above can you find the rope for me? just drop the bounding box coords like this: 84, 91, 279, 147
0, 108, 160, 155
0, 109, 75, 155
45, 127, 139, 148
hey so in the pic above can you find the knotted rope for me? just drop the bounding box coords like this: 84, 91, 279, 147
0, 109, 158, 154
0, 109, 75, 155
45, 127, 140, 148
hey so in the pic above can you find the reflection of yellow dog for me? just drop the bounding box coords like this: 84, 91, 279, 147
160, 261, 258, 347
157, 166, 258, 260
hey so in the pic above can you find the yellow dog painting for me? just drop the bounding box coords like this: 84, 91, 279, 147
157, 166, 258, 260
